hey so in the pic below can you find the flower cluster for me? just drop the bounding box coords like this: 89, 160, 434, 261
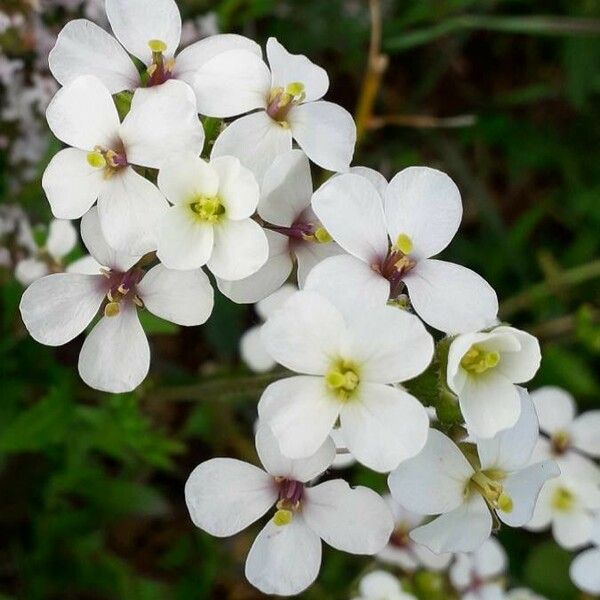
17, 0, 599, 597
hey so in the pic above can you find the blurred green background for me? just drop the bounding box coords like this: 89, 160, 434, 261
1, 0, 599, 598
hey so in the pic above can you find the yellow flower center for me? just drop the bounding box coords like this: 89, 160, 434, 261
266, 82, 306, 125
325, 360, 360, 401
190, 196, 225, 224
461, 345, 500, 375
470, 469, 513, 513
551, 486, 575, 512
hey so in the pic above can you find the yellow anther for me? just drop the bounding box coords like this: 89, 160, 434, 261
395, 233, 413, 255
313, 227, 332, 243
552, 487, 575, 512
273, 509, 293, 526
286, 81, 305, 96
190, 196, 225, 223
461, 345, 500, 375
87, 151, 106, 169
497, 493, 514, 513
104, 302, 120, 317
148, 39, 167, 53
326, 360, 360, 401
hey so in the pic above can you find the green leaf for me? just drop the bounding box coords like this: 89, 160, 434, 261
524, 542, 578, 599
138, 310, 179, 335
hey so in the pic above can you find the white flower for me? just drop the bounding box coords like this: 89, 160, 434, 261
569, 513, 600, 595
447, 326, 541, 438
505, 589, 548, 600
15, 219, 77, 286
352, 570, 416, 600
449, 537, 507, 600
19, 208, 213, 393
185, 426, 393, 597
155, 153, 268, 279
529, 386, 600, 481
43, 75, 204, 254
310, 166, 498, 334
258, 289, 433, 472
48, 0, 260, 108
377, 495, 452, 572
240, 284, 297, 373
525, 475, 600, 550
388, 390, 559, 553
218, 150, 343, 303
210, 37, 356, 181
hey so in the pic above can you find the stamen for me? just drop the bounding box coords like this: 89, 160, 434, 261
551, 430, 571, 454
273, 509, 293, 526
394, 233, 413, 255
461, 345, 500, 375
470, 470, 513, 513
190, 196, 225, 223
104, 302, 120, 317
266, 82, 306, 124
87, 151, 106, 169
313, 227, 332, 243
325, 360, 360, 401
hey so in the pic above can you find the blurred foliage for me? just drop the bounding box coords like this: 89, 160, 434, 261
1, 0, 599, 598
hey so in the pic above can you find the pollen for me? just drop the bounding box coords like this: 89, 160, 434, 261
286, 81, 305, 97
394, 233, 413, 255
104, 302, 120, 317
87, 151, 107, 169
273, 509, 293, 526
148, 39, 167, 53
190, 196, 225, 223
461, 345, 500, 375
313, 227, 332, 243
326, 359, 360, 401
551, 486, 575, 512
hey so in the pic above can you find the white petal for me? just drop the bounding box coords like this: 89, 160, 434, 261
256, 283, 298, 320
216, 230, 293, 303
570, 548, 600, 594
477, 388, 539, 471
211, 111, 292, 185
42, 148, 105, 219
137, 265, 213, 326
340, 383, 430, 472
458, 372, 521, 439
185, 457, 276, 537
388, 429, 474, 515
472, 537, 507, 579
241, 326, 275, 373
410, 493, 492, 554
530, 386, 576, 435
212, 156, 260, 220
404, 259, 499, 334
294, 238, 345, 287
120, 80, 205, 169
46, 219, 77, 260
174, 34, 261, 96
67, 255, 103, 275
106, 0, 181, 63
498, 461, 560, 527
255, 425, 335, 482
19, 273, 105, 346
191, 49, 271, 117
157, 154, 219, 206
97, 168, 168, 255
553, 510, 594, 550
245, 515, 321, 596
384, 166, 462, 260
347, 305, 434, 383
15, 259, 49, 286
492, 326, 541, 384
49, 19, 138, 93
80, 206, 141, 272
266, 37, 329, 102
288, 101, 356, 173
78, 303, 149, 393
570, 411, 600, 457
258, 376, 340, 459
46, 75, 120, 150
524, 480, 554, 531
358, 571, 402, 598
303, 480, 394, 553
311, 173, 388, 263
412, 543, 453, 572
261, 290, 345, 374
259, 149, 312, 227
349, 166, 388, 197
303, 254, 390, 320
208, 218, 268, 281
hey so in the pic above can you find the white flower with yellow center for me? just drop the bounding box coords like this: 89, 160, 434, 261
311, 166, 499, 334
447, 326, 541, 438
388, 390, 559, 553
43, 75, 204, 254
570, 513, 600, 595
48, 0, 261, 106
352, 570, 417, 600
217, 150, 344, 304
155, 153, 268, 279
185, 426, 393, 597
19, 208, 214, 393
208, 37, 356, 182
258, 289, 434, 472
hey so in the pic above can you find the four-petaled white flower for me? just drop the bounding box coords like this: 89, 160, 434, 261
258, 289, 434, 472
449, 537, 507, 600
377, 495, 453, 572
352, 570, 417, 600
49, 0, 261, 108
43, 75, 204, 254
388, 390, 559, 553
310, 166, 499, 334
19, 208, 214, 393
447, 326, 541, 438
155, 153, 268, 279
240, 284, 297, 373
185, 426, 393, 597
529, 386, 600, 482
569, 513, 600, 595
218, 150, 343, 303
209, 37, 356, 181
